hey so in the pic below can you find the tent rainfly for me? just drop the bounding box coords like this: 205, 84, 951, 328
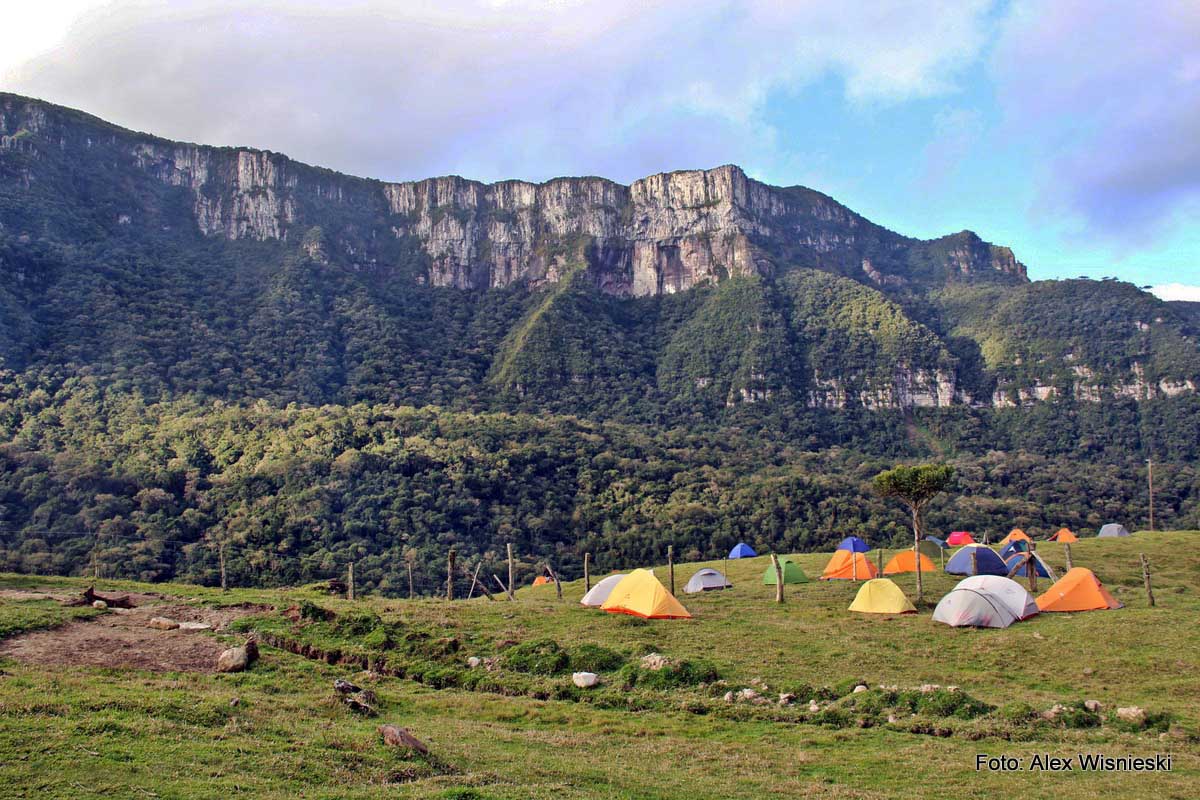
836, 536, 870, 553
999, 540, 1031, 559
947, 531, 975, 546
601, 569, 691, 619
944, 544, 1009, 576
762, 557, 810, 585
1036, 568, 1123, 612
684, 568, 732, 593
728, 543, 757, 558
999, 529, 1031, 545
1098, 523, 1131, 538
917, 540, 946, 561
932, 575, 1038, 628
1004, 551, 1052, 578
882, 550, 937, 574
580, 574, 627, 607
848, 579, 916, 614
1049, 527, 1078, 543
820, 549, 878, 580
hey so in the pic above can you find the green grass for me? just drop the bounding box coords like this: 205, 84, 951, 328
2, 532, 1198, 799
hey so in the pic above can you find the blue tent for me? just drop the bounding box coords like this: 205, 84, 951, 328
728, 543, 757, 559
924, 536, 948, 550
999, 540, 1030, 559
837, 536, 870, 553
945, 545, 1009, 577
1004, 552, 1051, 578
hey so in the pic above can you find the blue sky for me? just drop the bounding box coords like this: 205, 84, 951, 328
2, 1, 1197, 296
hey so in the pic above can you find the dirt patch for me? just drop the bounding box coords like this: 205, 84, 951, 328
0, 600, 268, 673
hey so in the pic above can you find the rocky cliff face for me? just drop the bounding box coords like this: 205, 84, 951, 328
0, 93, 1025, 298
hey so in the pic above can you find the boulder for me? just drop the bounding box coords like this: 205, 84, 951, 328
639, 653, 670, 671
723, 691, 735, 704
466, 657, 482, 668
853, 684, 868, 694
778, 693, 795, 706
177, 621, 212, 632
1116, 706, 1146, 726
808, 701, 820, 713
1084, 699, 1103, 713
334, 678, 361, 695
91, 600, 108, 610
572, 672, 599, 688
378, 725, 428, 755
1041, 704, 1068, 722
216, 639, 259, 673
148, 617, 179, 630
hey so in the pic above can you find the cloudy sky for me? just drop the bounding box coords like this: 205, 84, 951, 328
2, 1, 1197, 296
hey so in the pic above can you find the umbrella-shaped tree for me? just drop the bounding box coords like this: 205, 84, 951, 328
873, 464, 955, 604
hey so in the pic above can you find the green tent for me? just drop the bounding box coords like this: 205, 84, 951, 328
917, 540, 945, 560
762, 557, 810, 585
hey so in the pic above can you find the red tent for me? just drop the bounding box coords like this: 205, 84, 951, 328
947, 531, 975, 546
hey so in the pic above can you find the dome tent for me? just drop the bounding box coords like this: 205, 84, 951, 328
947, 531, 975, 546
999, 540, 1030, 559
883, 550, 937, 574
1098, 523, 1130, 538
849, 579, 916, 614
762, 557, 809, 585
684, 568, 731, 593
601, 570, 691, 619
932, 576, 1038, 628
1004, 551, 1053, 579
1049, 527, 1078, 543
728, 543, 757, 558
999, 529, 1031, 545
944, 544, 1008, 576
836, 536, 870, 553
1037, 568, 1123, 612
580, 574, 627, 607
820, 549, 878, 580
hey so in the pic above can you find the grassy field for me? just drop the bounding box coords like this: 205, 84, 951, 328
1, 532, 1197, 799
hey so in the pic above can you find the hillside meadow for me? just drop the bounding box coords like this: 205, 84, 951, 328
0, 531, 1197, 799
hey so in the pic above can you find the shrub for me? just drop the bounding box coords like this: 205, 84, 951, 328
334, 610, 383, 637
624, 658, 721, 690
299, 600, 334, 622
997, 701, 1038, 724
569, 644, 625, 673
501, 639, 570, 675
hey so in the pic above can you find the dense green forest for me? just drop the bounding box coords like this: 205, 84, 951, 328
1, 93, 1198, 594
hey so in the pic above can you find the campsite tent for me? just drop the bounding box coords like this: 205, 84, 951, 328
1049, 527, 1078, 543
1036, 568, 1123, 612
532, 576, 555, 586
580, 574, 626, 607
684, 568, 731, 593
837, 536, 870, 553
1004, 551, 1053, 578
883, 550, 937, 574
728, 543, 757, 558
820, 549, 878, 580
762, 557, 810, 585
947, 531, 975, 546
932, 575, 1038, 628
848, 579, 916, 614
601, 569, 691, 619
999, 540, 1030, 559
944, 544, 1009, 576
1098, 523, 1130, 538
1000, 529, 1031, 545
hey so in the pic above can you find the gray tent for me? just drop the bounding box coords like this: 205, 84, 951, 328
684, 568, 731, 593
1098, 523, 1131, 538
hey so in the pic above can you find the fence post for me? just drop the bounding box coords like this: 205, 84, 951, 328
584, 552, 591, 592
218, 542, 228, 592
347, 561, 355, 601
771, 554, 784, 603
1140, 553, 1155, 607
507, 543, 515, 601
668, 545, 675, 595
447, 549, 456, 601
1063, 542, 1073, 571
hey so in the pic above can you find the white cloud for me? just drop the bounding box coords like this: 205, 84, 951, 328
1, 0, 995, 183
991, 0, 1200, 246
1151, 284, 1200, 302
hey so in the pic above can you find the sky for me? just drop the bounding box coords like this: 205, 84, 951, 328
1, 1, 1197, 298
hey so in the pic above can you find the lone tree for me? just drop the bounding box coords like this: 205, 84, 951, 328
873, 464, 955, 604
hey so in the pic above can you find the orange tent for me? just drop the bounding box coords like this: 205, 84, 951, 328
882, 550, 937, 574
1036, 568, 1122, 612
999, 528, 1031, 545
820, 549, 878, 580
532, 576, 555, 586
1049, 527, 1078, 543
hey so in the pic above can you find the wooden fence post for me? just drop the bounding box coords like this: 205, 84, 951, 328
1063, 543, 1073, 571
446, 549, 456, 601
218, 541, 228, 592
507, 543, 515, 601
668, 545, 675, 595
1140, 553, 1155, 607
877, 548, 884, 575
1027, 544, 1037, 594
771, 554, 784, 603
584, 552, 591, 592
347, 562, 355, 601
493, 574, 511, 599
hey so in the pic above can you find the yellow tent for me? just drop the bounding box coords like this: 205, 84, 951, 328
601, 569, 692, 619
1000, 528, 1031, 545
848, 578, 916, 614
882, 550, 936, 574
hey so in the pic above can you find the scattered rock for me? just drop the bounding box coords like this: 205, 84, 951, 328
1116, 706, 1146, 726
918, 684, 941, 693
1041, 704, 1068, 722
466, 657, 482, 668
216, 639, 259, 673
723, 691, 735, 704
736, 688, 760, 702
887, 714, 899, 724
91, 600, 108, 610
148, 617, 179, 630
808, 701, 820, 713
778, 693, 796, 706
1032, 632, 1045, 640
1084, 699, 1103, 713
1082, 667, 1095, 676
378, 724, 429, 755
229, 697, 240, 707
749, 677, 769, 690
177, 621, 212, 632
572, 672, 599, 688
344, 695, 377, 715
640, 653, 670, 671
334, 678, 361, 695
853, 684, 868, 694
